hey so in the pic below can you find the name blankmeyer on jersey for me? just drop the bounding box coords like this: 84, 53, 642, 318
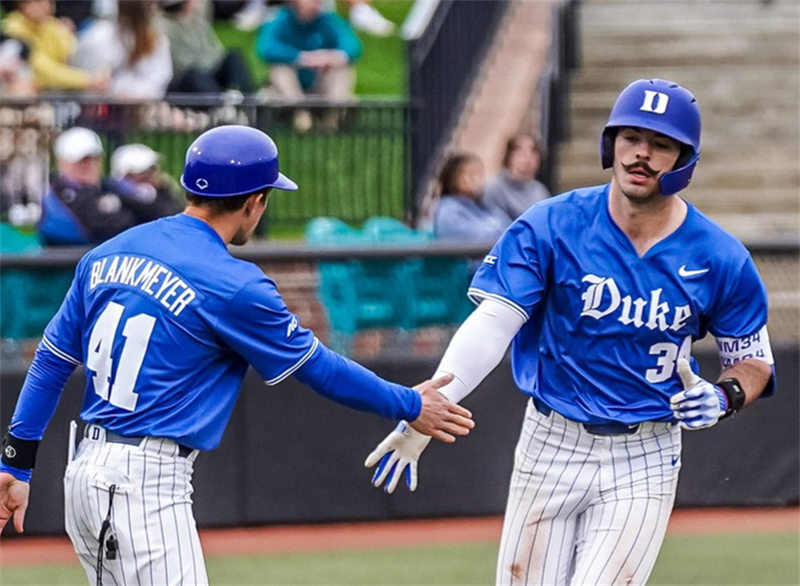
580, 274, 691, 332
89, 255, 197, 316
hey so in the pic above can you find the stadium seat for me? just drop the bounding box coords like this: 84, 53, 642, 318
0, 223, 41, 253
306, 216, 473, 352
0, 223, 74, 340
361, 217, 472, 328
361, 216, 430, 245
305, 217, 408, 353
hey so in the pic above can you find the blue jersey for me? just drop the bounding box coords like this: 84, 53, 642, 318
38, 214, 321, 449
469, 184, 773, 425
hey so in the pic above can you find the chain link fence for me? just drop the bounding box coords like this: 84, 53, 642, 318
0, 96, 411, 236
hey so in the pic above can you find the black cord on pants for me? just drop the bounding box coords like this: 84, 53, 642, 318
96, 484, 118, 586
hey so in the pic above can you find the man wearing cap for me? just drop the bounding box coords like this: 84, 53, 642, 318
0, 125, 473, 585
111, 143, 184, 216
39, 127, 180, 245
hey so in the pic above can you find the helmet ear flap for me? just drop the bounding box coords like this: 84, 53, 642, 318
600, 128, 616, 169
658, 151, 699, 196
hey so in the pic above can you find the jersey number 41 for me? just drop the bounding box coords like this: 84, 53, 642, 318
86, 301, 156, 411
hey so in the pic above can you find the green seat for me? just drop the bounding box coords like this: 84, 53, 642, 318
304, 217, 363, 246
0, 223, 41, 253
305, 217, 408, 353
405, 257, 473, 328
361, 216, 431, 245
0, 270, 74, 340
360, 217, 472, 328
0, 223, 74, 340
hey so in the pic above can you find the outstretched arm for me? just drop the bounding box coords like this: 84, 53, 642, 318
365, 298, 526, 492
0, 341, 77, 536
0, 473, 29, 535
293, 342, 473, 441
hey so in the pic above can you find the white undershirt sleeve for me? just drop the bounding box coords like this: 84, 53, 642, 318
431, 298, 527, 403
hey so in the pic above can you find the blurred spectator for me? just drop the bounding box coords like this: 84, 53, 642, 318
0, 32, 36, 96
159, 0, 254, 95
53, 0, 93, 32
2, 0, 103, 31
346, 0, 393, 37
210, 0, 247, 20
73, 0, 172, 99
228, 0, 271, 30
483, 133, 550, 226
0, 105, 52, 227
256, 0, 361, 131
433, 152, 508, 242
232, 0, 393, 35
38, 127, 179, 245
110, 143, 184, 213
1, 0, 109, 92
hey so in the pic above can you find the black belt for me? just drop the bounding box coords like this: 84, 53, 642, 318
533, 398, 640, 436
85, 425, 194, 458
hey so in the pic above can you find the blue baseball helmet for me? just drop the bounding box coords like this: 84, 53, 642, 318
181, 125, 298, 197
601, 79, 701, 195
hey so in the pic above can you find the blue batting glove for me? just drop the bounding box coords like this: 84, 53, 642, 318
670, 358, 728, 430
364, 422, 432, 493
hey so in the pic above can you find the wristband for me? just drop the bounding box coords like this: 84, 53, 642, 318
1, 433, 39, 470
716, 378, 746, 419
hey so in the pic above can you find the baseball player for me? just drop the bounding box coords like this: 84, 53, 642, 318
365, 79, 775, 585
0, 125, 473, 585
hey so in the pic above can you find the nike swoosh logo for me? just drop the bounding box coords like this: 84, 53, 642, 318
679, 265, 709, 278
671, 455, 679, 466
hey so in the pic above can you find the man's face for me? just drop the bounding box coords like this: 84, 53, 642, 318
231, 192, 269, 246
612, 127, 682, 201
291, 0, 322, 22
125, 167, 159, 186
59, 156, 102, 186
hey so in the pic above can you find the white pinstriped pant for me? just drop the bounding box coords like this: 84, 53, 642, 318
496, 399, 681, 586
64, 427, 207, 586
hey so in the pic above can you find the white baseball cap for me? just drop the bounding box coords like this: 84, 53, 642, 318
54, 127, 103, 162
111, 143, 160, 178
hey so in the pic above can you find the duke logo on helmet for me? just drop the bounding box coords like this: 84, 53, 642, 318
181, 125, 298, 197
600, 78, 701, 196
640, 91, 669, 114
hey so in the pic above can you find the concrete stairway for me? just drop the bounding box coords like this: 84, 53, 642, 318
452, 0, 553, 173
556, 0, 800, 241
417, 0, 554, 224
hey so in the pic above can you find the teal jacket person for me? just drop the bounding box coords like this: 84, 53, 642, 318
256, 5, 362, 91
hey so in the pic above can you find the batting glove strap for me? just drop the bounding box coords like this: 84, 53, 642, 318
716, 377, 746, 419
1, 433, 39, 471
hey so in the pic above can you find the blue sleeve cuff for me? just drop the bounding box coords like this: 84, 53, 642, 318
293, 342, 421, 421
0, 463, 32, 483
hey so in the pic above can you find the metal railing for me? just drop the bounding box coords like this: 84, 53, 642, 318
538, 0, 581, 192
405, 0, 510, 223
0, 95, 411, 236
2, 239, 797, 352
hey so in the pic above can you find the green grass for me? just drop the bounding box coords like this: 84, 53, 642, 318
2, 531, 798, 585
213, 1, 412, 96
649, 532, 800, 585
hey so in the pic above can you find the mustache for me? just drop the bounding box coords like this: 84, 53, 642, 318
622, 162, 660, 176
